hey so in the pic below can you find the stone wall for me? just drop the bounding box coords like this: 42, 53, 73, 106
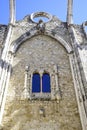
0, 25, 7, 57
2, 35, 82, 130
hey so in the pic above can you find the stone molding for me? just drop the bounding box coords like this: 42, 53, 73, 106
30, 12, 52, 23
9, 27, 73, 54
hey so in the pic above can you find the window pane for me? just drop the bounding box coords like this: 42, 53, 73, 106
42, 73, 51, 93
32, 73, 40, 93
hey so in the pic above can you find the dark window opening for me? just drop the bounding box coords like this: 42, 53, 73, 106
32, 73, 40, 93
42, 73, 51, 93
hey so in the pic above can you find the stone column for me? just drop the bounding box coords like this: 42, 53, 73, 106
67, 0, 73, 25
24, 66, 29, 99
54, 65, 61, 101
9, 0, 16, 24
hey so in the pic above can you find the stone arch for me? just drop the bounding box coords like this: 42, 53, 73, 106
9, 29, 73, 54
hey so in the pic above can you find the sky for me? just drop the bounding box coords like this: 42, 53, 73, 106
0, 0, 87, 25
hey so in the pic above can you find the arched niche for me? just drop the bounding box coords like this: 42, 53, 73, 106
9, 29, 73, 54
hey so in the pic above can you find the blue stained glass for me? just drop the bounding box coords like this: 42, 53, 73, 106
32, 73, 40, 93
42, 73, 51, 93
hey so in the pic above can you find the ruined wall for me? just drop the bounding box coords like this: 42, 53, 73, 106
2, 35, 81, 130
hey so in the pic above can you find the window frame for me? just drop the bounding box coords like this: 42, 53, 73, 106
31, 72, 51, 99
24, 65, 61, 100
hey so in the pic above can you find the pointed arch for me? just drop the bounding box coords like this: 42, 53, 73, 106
9, 29, 73, 54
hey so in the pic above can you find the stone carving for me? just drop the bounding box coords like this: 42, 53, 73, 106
23, 65, 30, 99
23, 64, 61, 101
36, 19, 45, 33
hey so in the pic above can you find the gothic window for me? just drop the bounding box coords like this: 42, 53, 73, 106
32, 73, 40, 93
42, 73, 51, 93
24, 65, 61, 100
32, 72, 51, 94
